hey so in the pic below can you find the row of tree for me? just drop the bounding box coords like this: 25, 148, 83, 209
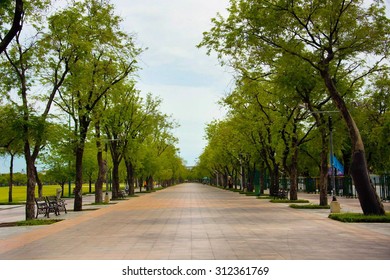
0, 0, 187, 219
196, 0, 389, 215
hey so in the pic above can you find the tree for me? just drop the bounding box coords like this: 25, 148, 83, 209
119, 93, 179, 194
0, 0, 23, 54
222, 79, 283, 194
50, 0, 141, 211
200, 0, 389, 214
355, 72, 390, 174
272, 53, 335, 205
103, 83, 139, 199
0, 104, 24, 202
201, 118, 251, 190
93, 114, 107, 203
138, 113, 178, 191
0, 0, 74, 219
155, 145, 184, 187
83, 143, 98, 194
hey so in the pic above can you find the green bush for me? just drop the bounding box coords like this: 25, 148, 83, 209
328, 213, 390, 223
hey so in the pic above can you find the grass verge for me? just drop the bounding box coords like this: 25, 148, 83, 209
239, 192, 258, 196
290, 204, 330, 209
270, 199, 310, 203
328, 212, 390, 223
0, 219, 63, 228
256, 196, 272, 199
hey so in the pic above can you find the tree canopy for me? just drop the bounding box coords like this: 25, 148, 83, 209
198, 0, 389, 214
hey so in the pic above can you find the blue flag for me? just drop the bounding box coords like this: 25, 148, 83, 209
331, 154, 344, 175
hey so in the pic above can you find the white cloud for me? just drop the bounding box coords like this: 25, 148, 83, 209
111, 0, 233, 166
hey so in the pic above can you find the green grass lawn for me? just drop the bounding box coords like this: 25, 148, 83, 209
0, 183, 147, 204
0, 184, 96, 204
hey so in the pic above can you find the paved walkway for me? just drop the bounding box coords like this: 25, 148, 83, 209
0, 183, 389, 260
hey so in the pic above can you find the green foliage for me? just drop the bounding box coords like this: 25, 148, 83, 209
355, 72, 390, 173
0, 104, 24, 155
329, 213, 390, 223
197, 0, 390, 200
0, 172, 26, 187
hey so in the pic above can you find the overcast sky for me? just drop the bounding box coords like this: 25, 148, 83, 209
112, 0, 234, 166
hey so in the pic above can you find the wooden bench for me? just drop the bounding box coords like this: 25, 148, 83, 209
47, 196, 68, 215
35, 197, 49, 218
117, 190, 127, 199
55, 190, 68, 214
273, 189, 288, 199
45, 196, 61, 217
35, 196, 67, 218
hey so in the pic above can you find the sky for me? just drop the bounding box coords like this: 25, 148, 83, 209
112, 0, 234, 167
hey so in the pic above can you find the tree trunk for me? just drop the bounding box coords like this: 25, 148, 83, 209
247, 163, 255, 193
0, 0, 23, 54
34, 165, 43, 198
125, 159, 135, 195
269, 164, 280, 196
74, 144, 84, 211
95, 151, 105, 203
146, 175, 153, 191
319, 130, 329, 206
234, 169, 238, 189
25, 143, 36, 220
60, 183, 64, 197
111, 160, 120, 199
321, 70, 385, 215
259, 164, 265, 195
8, 153, 14, 203
89, 178, 92, 193
74, 118, 89, 211
289, 147, 299, 201
138, 178, 142, 192
307, 105, 329, 206
94, 123, 105, 203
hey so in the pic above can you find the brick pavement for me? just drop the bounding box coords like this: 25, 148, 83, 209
0, 183, 389, 260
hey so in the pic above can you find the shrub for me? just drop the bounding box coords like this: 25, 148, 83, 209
328, 213, 390, 223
